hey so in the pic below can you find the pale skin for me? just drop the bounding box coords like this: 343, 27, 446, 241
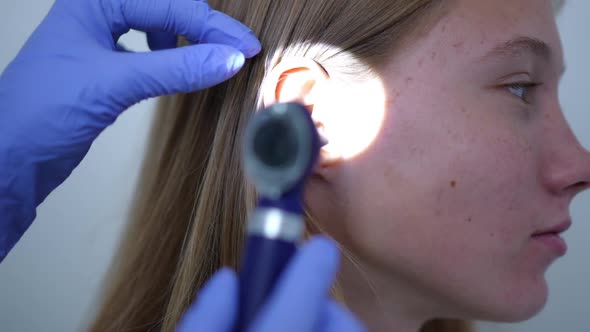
264, 0, 590, 331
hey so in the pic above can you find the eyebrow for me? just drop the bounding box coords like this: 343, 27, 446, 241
482, 36, 552, 62
480, 36, 566, 76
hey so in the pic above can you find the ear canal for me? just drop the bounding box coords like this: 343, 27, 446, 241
314, 120, 329, 147
298, 80, 318, 107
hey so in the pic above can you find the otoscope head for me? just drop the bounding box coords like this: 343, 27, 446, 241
243, 102, 321, 201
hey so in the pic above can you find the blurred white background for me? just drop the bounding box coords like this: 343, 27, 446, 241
0, 1, 588, 331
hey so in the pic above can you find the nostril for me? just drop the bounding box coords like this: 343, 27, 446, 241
569, 181, 590, 193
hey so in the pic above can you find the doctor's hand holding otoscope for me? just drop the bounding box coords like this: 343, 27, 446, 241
178, 103, 366, 332
0, 0, 365, 331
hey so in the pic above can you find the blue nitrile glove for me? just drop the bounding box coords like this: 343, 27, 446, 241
0, 0, 261, 262
176, 236, 367, 332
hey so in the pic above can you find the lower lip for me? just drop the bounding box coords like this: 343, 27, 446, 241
532, 233, 568, 256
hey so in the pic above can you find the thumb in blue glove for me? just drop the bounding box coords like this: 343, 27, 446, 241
176, 237, 367, 332
0, 0, 261, 261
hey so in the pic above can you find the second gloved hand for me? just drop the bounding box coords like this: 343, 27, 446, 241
176, 237, 366, 332
0, 0, 261, 261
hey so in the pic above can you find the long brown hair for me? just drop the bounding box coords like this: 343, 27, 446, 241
90, 1, 474, 331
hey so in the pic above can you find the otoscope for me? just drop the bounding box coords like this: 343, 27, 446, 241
234, 102, 322, 331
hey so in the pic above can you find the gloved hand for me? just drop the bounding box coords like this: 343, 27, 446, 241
0, 0, 261, 261
176, 236, 366, 332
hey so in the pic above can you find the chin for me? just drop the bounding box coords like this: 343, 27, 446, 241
460, 277, 549, 323
483, 281, 549, 323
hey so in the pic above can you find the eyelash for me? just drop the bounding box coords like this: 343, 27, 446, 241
503, 82, 542, 104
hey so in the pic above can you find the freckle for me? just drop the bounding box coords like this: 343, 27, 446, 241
490, 232, 496, 237
544, 113, 551, 119
467, 217, 472, 223
450, 180, 456, 188
461, 107, 467, 113
405, 77, 413, 84
431, 51, 437, 60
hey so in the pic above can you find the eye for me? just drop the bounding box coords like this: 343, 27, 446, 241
505, 82, 541, 104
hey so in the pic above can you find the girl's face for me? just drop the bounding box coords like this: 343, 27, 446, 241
310, 0, 590, 323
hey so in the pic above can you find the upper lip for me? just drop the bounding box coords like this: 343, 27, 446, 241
532, 219, 572, 236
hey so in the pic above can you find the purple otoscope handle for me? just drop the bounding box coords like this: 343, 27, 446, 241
235, 234, 297, 331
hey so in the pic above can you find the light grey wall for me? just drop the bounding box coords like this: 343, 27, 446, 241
0, 1, 588, 331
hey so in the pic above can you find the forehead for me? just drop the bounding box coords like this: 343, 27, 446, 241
438, 0, 564, 61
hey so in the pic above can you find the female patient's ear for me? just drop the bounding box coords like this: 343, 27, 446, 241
264, 58, 387, 172
262, 58, 343, 170
262, 57, 330, 108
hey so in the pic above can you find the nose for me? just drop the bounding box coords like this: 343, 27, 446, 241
542, 112, 590, 197
562, 147, 590, 196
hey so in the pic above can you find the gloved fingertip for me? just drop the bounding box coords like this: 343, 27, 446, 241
304, 235, 341, 269
198, 46, 246, 88
177, 268, 238, 332
202, 267, 237, 295
240, 32, 262, 58
225, 50, 246, 76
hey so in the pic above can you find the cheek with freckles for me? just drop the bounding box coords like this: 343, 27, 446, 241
397, 123, 551, 321
337, 96, 551, 320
